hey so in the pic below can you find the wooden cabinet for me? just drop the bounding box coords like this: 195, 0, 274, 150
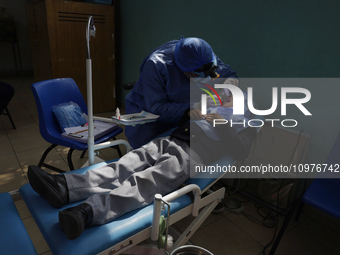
26, 0, 116, 113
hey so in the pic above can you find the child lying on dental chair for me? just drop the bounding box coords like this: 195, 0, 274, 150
27, 100, 257, 240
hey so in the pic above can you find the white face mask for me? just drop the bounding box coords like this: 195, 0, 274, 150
185, 71, 212, 85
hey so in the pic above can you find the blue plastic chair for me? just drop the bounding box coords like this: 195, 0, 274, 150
299, 131, 340, 219
31, 78, 123, 173
269, 132, 340, 254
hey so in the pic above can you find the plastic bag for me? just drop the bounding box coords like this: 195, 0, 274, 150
52, 101, 87, 132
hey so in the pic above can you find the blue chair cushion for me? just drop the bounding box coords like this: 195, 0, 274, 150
0, 193, 37, 255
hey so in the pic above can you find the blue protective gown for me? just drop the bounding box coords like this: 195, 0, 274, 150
125, 39, 237, 148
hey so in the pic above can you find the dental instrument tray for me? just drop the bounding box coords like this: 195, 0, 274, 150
110, 111, 159, 126
61, 120, 118, 143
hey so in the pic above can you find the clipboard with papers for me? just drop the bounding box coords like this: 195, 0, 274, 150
61, 120, 118, 143
110, 111, 159, 126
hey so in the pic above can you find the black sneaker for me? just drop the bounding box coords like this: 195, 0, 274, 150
59, 203, 93, 240
28, 165, 69, 208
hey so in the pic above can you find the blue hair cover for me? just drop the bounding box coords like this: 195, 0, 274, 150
174, 37, 215, 72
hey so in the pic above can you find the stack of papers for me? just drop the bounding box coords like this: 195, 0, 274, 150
61, 121, 118, 143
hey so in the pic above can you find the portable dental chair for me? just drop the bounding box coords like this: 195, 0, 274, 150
19, 126, 230, 255
19, 167, 226, 255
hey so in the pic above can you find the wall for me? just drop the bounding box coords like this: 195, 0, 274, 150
1, 0, 339, 164
117, 0, 340, 164
0, 0, 32, 73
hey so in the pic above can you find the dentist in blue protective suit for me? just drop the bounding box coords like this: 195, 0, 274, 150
125, 37, 238, 148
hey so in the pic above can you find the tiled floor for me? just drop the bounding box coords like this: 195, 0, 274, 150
1, 74, 340, 255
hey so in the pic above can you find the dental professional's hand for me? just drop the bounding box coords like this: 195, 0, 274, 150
205, 113, 224, 124
188, 109, 204, 120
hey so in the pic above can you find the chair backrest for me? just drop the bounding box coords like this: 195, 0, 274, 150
302, 132, 340, 219
31, 78, 87, 144
0, 81, 15, 114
